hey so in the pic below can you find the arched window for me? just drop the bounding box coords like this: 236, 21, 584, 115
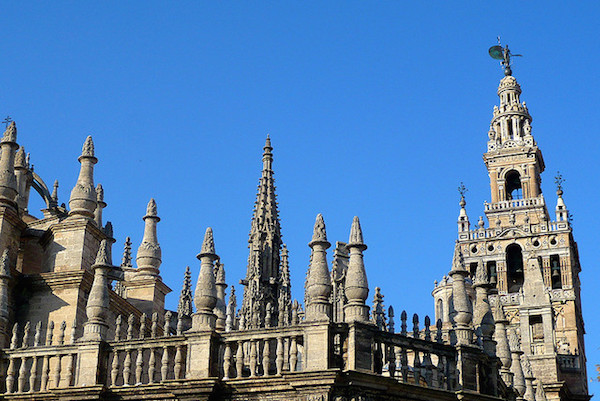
505, 170, 522, 200
506, 244, 524, 292
436, 299, 443, 322
550, 254, 562, 289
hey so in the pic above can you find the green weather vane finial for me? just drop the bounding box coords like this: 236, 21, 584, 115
489, 37, 522, 76
458, 182, 468, 199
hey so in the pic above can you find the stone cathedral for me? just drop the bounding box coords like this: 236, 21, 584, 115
0, 59, 589, 400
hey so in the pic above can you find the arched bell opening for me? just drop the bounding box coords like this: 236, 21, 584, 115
505, 170, 522, 200
506, 243, 524, 293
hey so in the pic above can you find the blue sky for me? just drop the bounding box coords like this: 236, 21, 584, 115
1, 1, 599, 393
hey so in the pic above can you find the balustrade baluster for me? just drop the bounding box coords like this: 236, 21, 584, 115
123, 349, 132, 385
235, 340, 243, 378
70, 320, 77, 344
148, 348, 156, 383
174, 345, 184, 379
400, 348, 408, 383
262, 339, 270, 376
29, 355, 38, 392
6, 356, 15, 393
223, 342, 232, 379
436, 354, 446, 389
161, 346, 169, 381
18, 356, 27, 392
40, 355, 50, 391
275, 337, 283, 375
289, 337, 298, 372
435, 319, 443, 343
394, 346, 401, 379
65, 353, 75, 387
53, 354, 62, 388
413, 351, 421, 385
283, 338, 290, 370
58, 321, 66, 345
111, 351, 120, 386
135, 347, 144, 384
163, 312, 172, 337
423, 352, 433, 387
249, 341, 257, 377
387, 344, 396, 378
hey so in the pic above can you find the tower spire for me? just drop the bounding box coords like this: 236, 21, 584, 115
240, 136, 285, 329
69, 136, 98, 218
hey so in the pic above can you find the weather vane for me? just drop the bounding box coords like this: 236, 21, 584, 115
1, 116, 12, 129
555, 171, 565, 193
458, 182, 468, 198
489, 37, 522, 76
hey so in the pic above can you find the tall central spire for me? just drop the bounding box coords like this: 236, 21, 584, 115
240, 136, 288, 329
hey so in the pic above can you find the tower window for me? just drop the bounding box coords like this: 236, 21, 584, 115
487, 261, 497, 286
436, 299, 443, 321
530, 315, 544, 341
505, 170, 522, 200
506, 244, 524, 292
550, 254, 562, 289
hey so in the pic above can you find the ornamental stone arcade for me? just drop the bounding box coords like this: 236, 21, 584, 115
0, 64, 589, 400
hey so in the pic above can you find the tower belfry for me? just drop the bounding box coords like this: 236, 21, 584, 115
433, 47, 589, 400
239, 137, 291, 329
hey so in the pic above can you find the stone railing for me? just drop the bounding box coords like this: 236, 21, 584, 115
107, 335, 188, 387
557, 354, 581, 372
219, 326, 305, 379
373, 329, 457, 391
484, 196, 545, 212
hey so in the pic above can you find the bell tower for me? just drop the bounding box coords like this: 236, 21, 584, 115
433, 45, 590, 401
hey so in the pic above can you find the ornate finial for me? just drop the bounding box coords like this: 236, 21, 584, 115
103, 221, 113, 239
200, 227, 216, 256
94, 239, 112, 266
81, 135, 95, 157
348, 216, 366, 249
265, 134, 272, 150
555, 171, 565, 196
509, 329, 521, 352
458, 182, 467, 206
121, 237, 132, 267
311, 214, 328, 244
477, 216, 485, 229
1, 116, 12, 129
452, 242, 466, 272
388, 306, 395, 333
215, 261, 226, 284
535, 380, 548, 401
178, 266, 193, 316
1, 121, 16, 143
146, 198, 157, 217
51, 180, 59, 203
14, 147, 26, 168
96, 183, 104, 202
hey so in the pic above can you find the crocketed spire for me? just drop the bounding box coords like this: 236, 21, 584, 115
493, 303, 512, 384
69, 136, 98, 218
121, 237, 132, 267
0, 121, 19, 208
277, 244, 292, 327
135, 198, 161, 277
473, 260, 495, 356
193, 228, 218, 330
178, 266, 193, 317
344, 216, 370, 323
509, 329, 526, 397
305, 214, 332, 321
225, 286, 237, 332
83, 239, 113, 340
240, 137, 287, 329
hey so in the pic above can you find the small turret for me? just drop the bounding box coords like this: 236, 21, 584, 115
83, 239, 113, 341
509, 329, 526, 398
449, 242, 472, 345
278, 244, 292, 327
177, 266, 193, 333
305, 214, 332, 321
121, 237, 132, 267
51, 180, 59, 206
0, 122, 19, 208
555, 172, 569, 222
472, 260, 495, 356
14, 146, 32, 212
344, 216, 370, 323
493, 303, 513, 386
214, 261, 227, 331
193, 228, 218, 330
69, 136, 97, 218
135, 199, 162, 277
225, 286, 237, 332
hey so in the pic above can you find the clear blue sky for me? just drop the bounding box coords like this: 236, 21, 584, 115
1, 1, 599, 392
